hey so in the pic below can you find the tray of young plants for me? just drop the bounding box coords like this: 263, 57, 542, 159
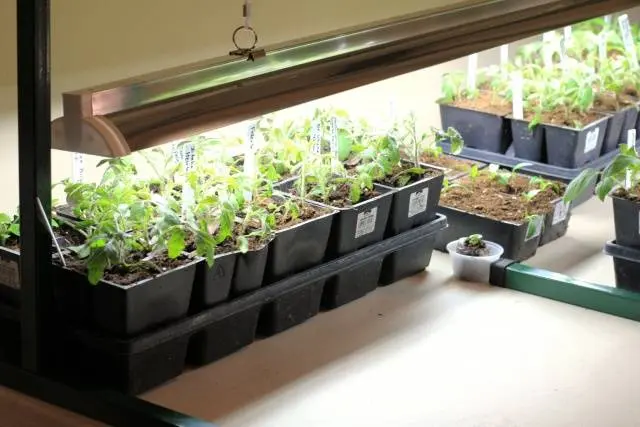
437, 16, 640, 169
0, 111, 453, 393
565, 142, 640, 291
434, 161, 571, 261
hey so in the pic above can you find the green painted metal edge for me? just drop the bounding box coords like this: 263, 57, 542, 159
505, 263, 640, 322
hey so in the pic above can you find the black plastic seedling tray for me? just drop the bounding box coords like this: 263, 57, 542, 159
440, 141, 632, 207
603, 240, 640, 292
435, 205, 541, 261
60, 214, 448, 394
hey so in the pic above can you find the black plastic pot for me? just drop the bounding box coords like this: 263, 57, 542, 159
622, 107, 639, 147
311, 186, 392, 308
603, 240, 640, 292
543, 117, 608, 168
232, 239, 271, 296
439, 140, 619, 208
69, 331, 190, 395
187, 304, 261, 366
55, 259, 198, 336
510, 119, 545, 162
599, 111, 625, 154
258, 280, 325, 336
190, 251, 238, 312
612, 195, 640, 249
0, 247, 20, 307
322, 256, 384, 309
378, 165, 444, 237
439, 103, 510, 153
321, 185, 394, 257
266, 206, 336, 282
539, 199, 572, 246
379, 235, 437, 285
435, 205, 541, 260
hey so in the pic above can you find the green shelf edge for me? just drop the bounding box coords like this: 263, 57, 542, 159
504, 263, 640, 322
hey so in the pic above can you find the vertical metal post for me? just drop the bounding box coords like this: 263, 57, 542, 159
17, 0, 53, 373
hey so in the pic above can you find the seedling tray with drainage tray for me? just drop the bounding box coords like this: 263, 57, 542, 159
603, 240, 640, 292
612, 195, 640, 250
274, 181, 394, 309
439, 103, 510, 153
377, 163, 445, 237
435, 205, 541, 261
54, 257, 199, 337
376, 163, 445, 285
311, 185, 394, 309
439, 140, 635, 207
61, 214, 447, 394
190, 250, 238, 312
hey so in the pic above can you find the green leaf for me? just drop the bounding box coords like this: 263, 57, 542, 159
86, 249, 108, 285
564, 168, 599, 203
349, 184, 362, 204
512, 162, 533, 173
525, 215, 543, 240
337, 130, 353, 161
167, 229, 186, 259
8, 223, 20, 237
595, 176, 617, 201
237, 235, 249, 254
0, 213, 11, 225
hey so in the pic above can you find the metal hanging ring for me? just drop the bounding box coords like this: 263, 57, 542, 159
232, 26, 258, 51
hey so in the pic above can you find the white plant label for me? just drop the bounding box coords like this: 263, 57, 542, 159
500, 44, 509, 65
329, 116, 339, 159
604, 15, 612, 25
244, 122, 258, 201
388, 100, 396, 127
355, 207, 378, 239
467, 53, 478, 91
598, 34, 607, 65
626, 129, 636, 189
182, 143, 196, 172
563, 26, 572, 46
408, 188, 429, 218
559, 38, 568, 71
72, 153, 84, 183
511, 72, 524, 120
311, 120, 322, 154
0, 259, 20, 290
584, 127, 600, 153
542, 31, 554, 70
552, 201, 570, 225
618, 14, 638, 67
525, 215, 543, 241
180, 142, 196, 214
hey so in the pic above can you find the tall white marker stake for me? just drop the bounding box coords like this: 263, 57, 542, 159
599, 33, 607, 67
626, 129, 636, 190
563, 26, 573, 47
500, 44, 509, 66
467, 53, 478, 93
542, 31, 554, 70
512, 72, 524, 121
618, 14, 639, 68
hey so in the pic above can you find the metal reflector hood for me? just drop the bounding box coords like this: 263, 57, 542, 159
52, 0, 638, 157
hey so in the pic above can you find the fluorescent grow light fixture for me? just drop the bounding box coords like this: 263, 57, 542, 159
51, 0, 637, 157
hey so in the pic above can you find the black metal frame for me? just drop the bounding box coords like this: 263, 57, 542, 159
9, 1, 216, 425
